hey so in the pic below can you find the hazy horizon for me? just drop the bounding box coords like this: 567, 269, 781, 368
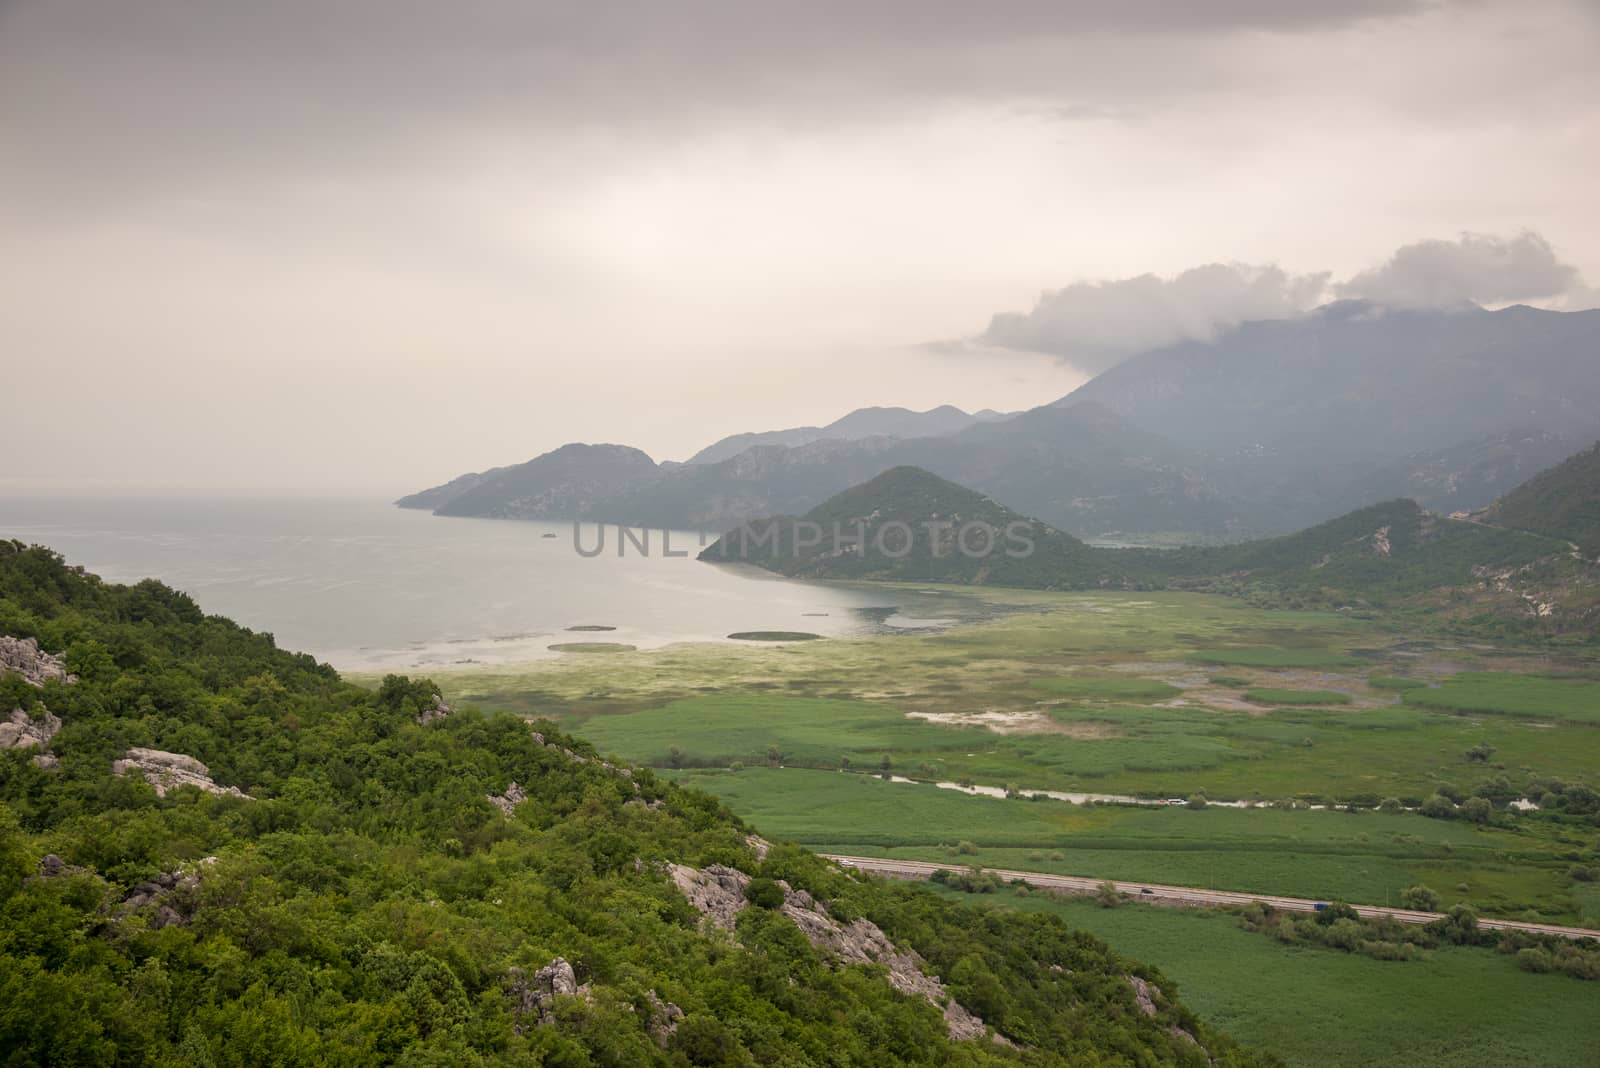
4, 1, 1600, 494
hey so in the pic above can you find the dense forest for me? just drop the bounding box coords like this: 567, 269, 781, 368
0, 542, 1273, 1066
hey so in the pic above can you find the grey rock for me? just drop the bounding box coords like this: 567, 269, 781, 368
644, 991, 684, 1046
111, 748, 251, 798
0, 636, 77, 688
486, 781, 527, 817
0, 707, 61, 751
416, 693, 452, 725
666, 861, 993, 1043
507, 957, 592, 1033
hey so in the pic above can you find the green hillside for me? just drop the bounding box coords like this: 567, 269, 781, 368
699, 466, 1119, 587
0, 541, 1271, 1066
705, 467, 1599, 631
1476, 440, 1600, 553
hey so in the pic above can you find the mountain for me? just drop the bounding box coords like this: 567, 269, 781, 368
699, 466, 1109, 586
426, 443, 660, 520
686, 404, 1011, 465
1326, 430, 1585, 519
402, 403, 1244, 539
401, 302, 1600, 542
1056, 302, 1600, 528
706, 464, 1600, 631
1474, 440, 1600, 553
0, 541, 1272, 1066
395, 466, 508, 510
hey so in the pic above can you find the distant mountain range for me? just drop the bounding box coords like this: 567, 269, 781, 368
399, 302, 1600, 541
702, 461, 1600, 632
1053, 300, 1600, 529
686, 405, 1013, 465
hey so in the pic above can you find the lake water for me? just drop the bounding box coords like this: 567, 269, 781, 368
0, 496, 914, 671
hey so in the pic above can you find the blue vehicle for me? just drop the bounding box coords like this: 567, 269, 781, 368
1313, 902, 1329, 911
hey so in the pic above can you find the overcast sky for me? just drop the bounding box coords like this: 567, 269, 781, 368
3, 1, 1598, 494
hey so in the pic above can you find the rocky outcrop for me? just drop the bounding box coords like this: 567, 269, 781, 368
0, 707, 61, 751
119, 864, 210, 929
112, 748, 251, 798
487, 781, 527, 817
666, 862, 992, 1042
507, 957, 592, 1032
1127, 975, 1159, 1017
668, 863, 751, 932
416, 693, 452, 725
644, 991, 684, 1046
0, 636, 76, 688
744, 834, 772, 861
36, 853, 89, 880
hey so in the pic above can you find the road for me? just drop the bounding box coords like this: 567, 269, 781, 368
821, 855, 1600, 942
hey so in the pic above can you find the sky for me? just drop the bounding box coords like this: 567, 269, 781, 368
2, 0, 1598, 494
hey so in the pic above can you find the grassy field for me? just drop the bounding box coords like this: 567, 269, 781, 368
668, 767, 1598, 923
412, 589, 1600, 803
920, 886, 1600, 1067
1404, 671, 1600, 723
379, 586, 1600, 922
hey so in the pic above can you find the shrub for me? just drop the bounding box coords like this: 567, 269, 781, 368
1186, 794, 1208, 810
1400, 885, 1441, 911
1095, 880, 1121, 908
1517, 947, 1555, 974
1460, 797, 1493, 824
1420, 794, 1457, 820
745, 877, 785, 909
956, 840, 979, 856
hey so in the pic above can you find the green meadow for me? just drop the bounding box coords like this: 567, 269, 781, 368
921, 887, 1600, 1068
409, 586, 1600, 922
667, 768, 1598, 924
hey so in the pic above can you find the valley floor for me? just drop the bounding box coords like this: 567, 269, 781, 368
382, 584, 1600, 1065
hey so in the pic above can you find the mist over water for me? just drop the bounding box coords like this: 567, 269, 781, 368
0, 497, 907, 670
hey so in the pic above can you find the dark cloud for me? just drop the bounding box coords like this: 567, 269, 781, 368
0, 0, 1428, 212
1336, 232, 1581, 308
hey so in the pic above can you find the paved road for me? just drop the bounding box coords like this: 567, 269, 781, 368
822, 855, 1600, 942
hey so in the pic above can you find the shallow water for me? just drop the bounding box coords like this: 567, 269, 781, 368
0, 495, 914, 670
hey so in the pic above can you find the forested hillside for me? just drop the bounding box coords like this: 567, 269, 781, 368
1475, 441, 1600, 554
0, 542, 1270, 1067
704, 468, 1600, 634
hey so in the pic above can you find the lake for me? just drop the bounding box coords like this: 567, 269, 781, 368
0, 496, 916, 671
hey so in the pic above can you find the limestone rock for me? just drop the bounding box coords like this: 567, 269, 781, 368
666, 862, 993, 1043
416, 693, 452, 725
0, 707, 61, 751
744, 834, 772, 861
507, 957, 592, 1032
487, 781, 527, 817
112, 748, 251, 798
667, 862, 751, 932
644, 991, 684, 1046
0, 636, 76, 688
1127, 975, 1160, 1017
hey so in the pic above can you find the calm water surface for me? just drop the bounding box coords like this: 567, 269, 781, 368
0, 496, 914, 670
